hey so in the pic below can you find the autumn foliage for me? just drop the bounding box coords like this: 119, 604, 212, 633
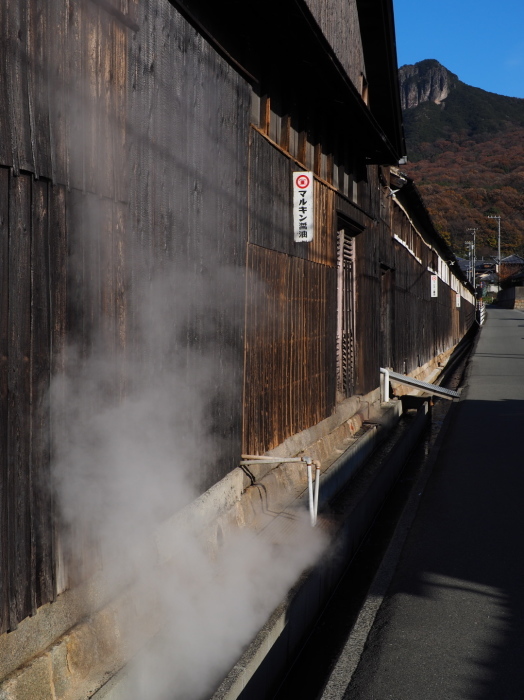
401, 128, 524, 258
399, 61, 524, 259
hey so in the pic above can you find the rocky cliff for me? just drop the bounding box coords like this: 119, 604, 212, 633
399, 59, 458, 110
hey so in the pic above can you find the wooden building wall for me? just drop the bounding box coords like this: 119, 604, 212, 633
303, 0, 366, 91
243, 131, 338, 454
0, 0, 475, 636
0, 171, 69, 634
0, 0, 250, 633
350, 170, 476, 396
244, 130, 475, 454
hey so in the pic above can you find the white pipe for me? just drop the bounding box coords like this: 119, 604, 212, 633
240, 455, 305, 465
239, 454, 321, 527
380, 368, 390, 402
313, 462, 321, 527
306, 459, 315, 526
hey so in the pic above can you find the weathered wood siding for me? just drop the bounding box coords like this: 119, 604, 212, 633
0, 171, 59, 633
304, 0, 366, 90
243, 128, 475, 454
243, 245, 337, 455
243, 131, 337, 454
342, 171, 476, 396
0, 0, 475, 635
0, 0, 250, 631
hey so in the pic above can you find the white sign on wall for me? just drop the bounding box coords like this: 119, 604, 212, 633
293, 171, 314, 242
431, 274, 438, 297
456, 292, 461, 308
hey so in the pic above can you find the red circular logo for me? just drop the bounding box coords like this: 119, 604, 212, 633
296, 174, 310, 189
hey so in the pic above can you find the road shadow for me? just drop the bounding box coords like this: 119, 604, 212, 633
348, 396, 524, 700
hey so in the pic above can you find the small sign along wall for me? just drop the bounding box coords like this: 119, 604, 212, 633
293, 171, 314, 242
431, 274, 438, 298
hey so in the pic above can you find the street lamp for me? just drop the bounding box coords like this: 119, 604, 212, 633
487, 215, 501, 291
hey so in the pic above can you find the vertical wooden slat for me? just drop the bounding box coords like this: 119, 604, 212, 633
84, 0, 99, 195
100, 196, 115, 370
31, 178, 55, 607
98, 7, 115, 198
112, 11, 127, 204
5, 2, 33, 174
0, 4, 13, 168
8, 173, 34, 628
27, 0, 52, 180
67, 0, 86, 191
114, 200, 128, 400
243, 244, 336, 454
0, 168, 10, 633
49, 183, 68, 594
47, 0, 69, 186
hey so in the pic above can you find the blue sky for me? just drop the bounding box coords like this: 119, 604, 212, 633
392, 0, 524, 98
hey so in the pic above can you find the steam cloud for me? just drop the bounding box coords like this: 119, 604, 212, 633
45, 16, 328, 692
51, 218, 327, 698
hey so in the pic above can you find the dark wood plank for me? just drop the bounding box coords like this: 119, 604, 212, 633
66, 0, 86, 191
27, 0, 52, 180
7, 173, 34, 628
0, 168, 10, 634
111, 13, 128, 204
31, 178, 55, 607
83, 0, 100, 196
97, 10, 115, 199
47, 0, 69, 186
99, 196, 115, 369
0, 4, 13, 168
114, 200, 128, 400
5, 1, 34, 174
48, 183, 68, 594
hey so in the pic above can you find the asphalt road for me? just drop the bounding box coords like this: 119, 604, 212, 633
339, 308, 524, 700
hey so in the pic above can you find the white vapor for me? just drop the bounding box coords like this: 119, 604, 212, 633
51, 257, 327, 698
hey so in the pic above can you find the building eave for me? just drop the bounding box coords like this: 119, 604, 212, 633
355, 0, 406, 160
169, 0, 404, 164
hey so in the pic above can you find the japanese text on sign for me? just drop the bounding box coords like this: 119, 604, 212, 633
456, 292, 461, 308
293, 171, 314, 242
431, 274, 438, 298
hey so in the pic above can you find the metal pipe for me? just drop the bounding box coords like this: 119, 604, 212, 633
306, 459, 314, 525
313, 461, 321, 527
380, 367, 390, 402
241, 454, 305, 461
239, 454, 321, 526
240, 455, 305, 465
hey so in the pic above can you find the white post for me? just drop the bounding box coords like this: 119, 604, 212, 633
380, 368, 390, 403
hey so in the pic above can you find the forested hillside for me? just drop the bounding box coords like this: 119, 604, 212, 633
399, 60, 524, 257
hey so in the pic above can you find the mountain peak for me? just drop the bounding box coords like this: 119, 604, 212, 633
399, 60, 459, 110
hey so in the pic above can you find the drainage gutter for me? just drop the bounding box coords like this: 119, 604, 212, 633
211, 401, 429, 700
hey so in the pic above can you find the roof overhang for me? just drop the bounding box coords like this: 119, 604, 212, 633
169, 0, 404, 164
355, 0, 406, 160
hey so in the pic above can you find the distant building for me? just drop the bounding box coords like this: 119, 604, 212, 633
500, 255, 524, 285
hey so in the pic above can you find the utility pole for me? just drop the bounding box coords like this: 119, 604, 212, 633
487, 216, 501, 291
466, 228, 477, 291
465, 240, 473, 285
